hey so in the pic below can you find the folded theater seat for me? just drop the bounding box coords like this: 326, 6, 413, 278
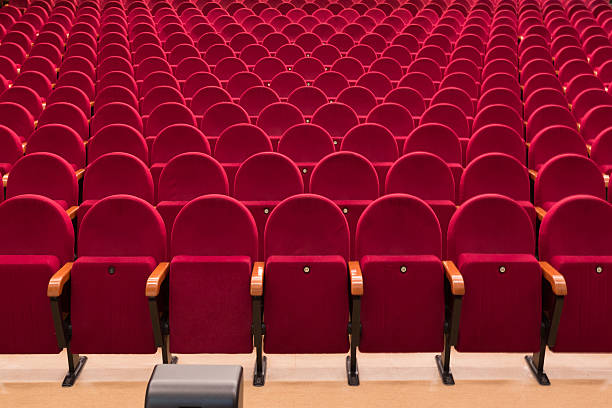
440, 194, 567, 385
0, 195, 84, 386
47, 195, 173, 384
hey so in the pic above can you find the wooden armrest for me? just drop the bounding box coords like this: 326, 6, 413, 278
536, 206, 546, 221
587, 144, 592, 155
250, 262, 264, 296
75, 169, 85, 180
348, 261, 363, 296
528, 169, 538, 181
47, 262, 73, 297
540, 261, 567, 296
443, 261, 465, 296
604, 174, 609, 188
2, 173, 7, 188
66, 206, 78, 220
145, 262, 169, 298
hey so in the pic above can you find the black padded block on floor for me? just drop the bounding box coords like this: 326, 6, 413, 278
145, 365, 243, 408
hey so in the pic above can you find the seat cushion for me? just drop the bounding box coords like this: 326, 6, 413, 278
170, 255, 253, 353
0, 255, 61, 354
359, 255, 444, 352
263, 255, 349, 354
550, 256, 612, 352
71, 256, 158, 354
455, 253, 541, 353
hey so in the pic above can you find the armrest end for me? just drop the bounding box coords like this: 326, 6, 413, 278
535, 206, 547, 221
443, 260, 465, 296
349, 261, 363, 296
250, 262, 264, 296
540, 261, 567, 296
66, 206, 78, 220
146, 262, 170, 298
48, 262, 73, 297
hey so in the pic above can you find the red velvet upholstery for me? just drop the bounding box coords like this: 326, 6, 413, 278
0, 195, 73, 354
214, 123, 273, 192
79, 153, 154, 225
26, 124, 86, 170
466, 124, 525, 164
460, 153, 535, 226
157, 153, 228, 250
540, 196, 612, 352
356, 194, 444, 352
170, 195, 257, 353
386, 152, 456, 258
150, 124, 210, 194
310, 152, 379, 258
448, 194, 541, 352
534, 154, 606, 211
87, 124, 149, 165
38, 102, 90, 141
263, 194, 350, 353
145, 102, 197, 139
235, 152, 304, 260
7, 153, 77, 209
341, 123, 399, 194
277, 123, 334, 190
528, 126, 588, 171
71, 195, 166, 354
404, 123, 463, 197
0, 101, 35, 142
91, 102, 143, 137
0, 124, 24, 175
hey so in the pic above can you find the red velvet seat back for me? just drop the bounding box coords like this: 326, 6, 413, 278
461, 153, 531, 203
448, 194, 540, 352
88, 124, 148, 164
356, 194, 443, 352
235, 152, 304, 260
540, 196, 612, 352
263, 194, 350, 353
310, 151, 378, 257
534, 154, 605, 211
71, 195, 166, 354
0, 195, 74, 354
341, 123, 399, 193
26, 124, 86, 170
169, 195, 257, 353
7, 153, 78, 209
83, 153, 153, 203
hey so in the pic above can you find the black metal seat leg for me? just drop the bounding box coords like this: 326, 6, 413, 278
346, 355, 359, 386
62, 347, 87, 387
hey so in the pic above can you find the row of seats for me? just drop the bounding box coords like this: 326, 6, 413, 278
3, 149, 609, 256
5, 191, 610, 386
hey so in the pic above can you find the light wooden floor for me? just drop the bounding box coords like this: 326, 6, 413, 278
1, 351, 612, 407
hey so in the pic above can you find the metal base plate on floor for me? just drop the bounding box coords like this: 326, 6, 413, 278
62, 356, 88, 387
525, 355, 551, 386
435, 355, 455, 385
253, 356, 267, 387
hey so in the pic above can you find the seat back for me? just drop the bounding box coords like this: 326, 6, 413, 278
534, 154, 605, 210
460, 153, 531, 204
355, 194, 443, 352
448, 194, 540, 352
26, 124, 85, 170
235, 152, 303, 259
169, 195, 257, 352
0, 195, 74, 353
71, 195, 166, 354
7, 152, 78, 209
263, 194, 350, 353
